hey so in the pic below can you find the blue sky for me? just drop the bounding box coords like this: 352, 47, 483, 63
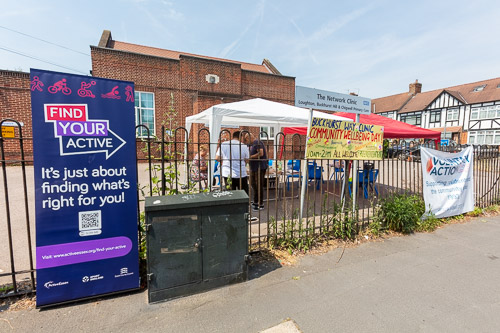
2, 0, 500, 98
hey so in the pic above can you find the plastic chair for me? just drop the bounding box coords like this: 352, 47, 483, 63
329, 160, 344, 183
348, 169, 379, 198
286, 160, 324, 191
366, 169, 379, 196
213, 160, 221, 186
307, 161, 324, 190
348, 169, 367, 198
285, 160, 301, 191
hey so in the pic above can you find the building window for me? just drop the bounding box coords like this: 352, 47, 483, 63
442, 132, 452, 140
446, 108, 459, 121
429, 110, 441, 124
381, 111, 395, 119
135, 91, 155, 137
260, 126, 275, 140
488, 106, 497, 118
473, 85, 486, 92
469, 130, 500, 145
470, 107, 479, 120
400, 113, 421, 126
480, 107, 488, 119
471, 105, 500, 120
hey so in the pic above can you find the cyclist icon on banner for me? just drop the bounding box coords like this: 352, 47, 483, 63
78, 81, 96, 98
48, 78, 72, 95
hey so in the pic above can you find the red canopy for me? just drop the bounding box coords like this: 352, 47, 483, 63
283, 112, 441, 141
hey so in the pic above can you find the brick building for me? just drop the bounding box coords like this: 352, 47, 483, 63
0, 30, 295, 157
0, 70, 32, 157
91, 30, 295, 143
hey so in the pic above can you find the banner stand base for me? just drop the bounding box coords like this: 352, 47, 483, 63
36, 287, 141, 310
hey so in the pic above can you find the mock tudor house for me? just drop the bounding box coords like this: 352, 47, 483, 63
372, 79, 500, 145
91, 30, 295, 141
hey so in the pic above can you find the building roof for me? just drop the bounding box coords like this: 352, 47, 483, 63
371, 92, 412, 113
97, 30, 278, 75
399, 90, 442, 113
376, 77, 500, 114
445, 90, 466, 104
446, 77, 500, 104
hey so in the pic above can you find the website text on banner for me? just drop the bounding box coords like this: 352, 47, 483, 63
306, 117, 384, 160
30, 69, 139, 307
420, 147, 474, 218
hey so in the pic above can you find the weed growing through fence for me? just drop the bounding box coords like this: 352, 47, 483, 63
375, 192, 425, 234
466, 207, 483, 217
416, 209, 441, 232
137, 94, 194, 264
367, 220, 382, 237
269, 208, 315, 254
268, 197, 359, 254
485, 205, 500, 213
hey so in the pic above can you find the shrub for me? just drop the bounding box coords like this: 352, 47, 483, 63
416, 211, 441, 232
466, 207, 483, 217
367, 220, 382, 237
376, 193, 425, 234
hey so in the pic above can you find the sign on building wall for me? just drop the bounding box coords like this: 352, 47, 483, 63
421, 147, 474, 218
306, 117, 384, 160
30, 69, 139, 307
1, 126, 15, 138
295, 86, 371, 115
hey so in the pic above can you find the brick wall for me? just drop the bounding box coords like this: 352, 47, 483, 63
0, 70, 33, 158
2, 44, 296, 162
91, 45, 296, 160
242, 71, 295, 103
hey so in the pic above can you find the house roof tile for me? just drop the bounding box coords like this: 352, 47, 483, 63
371, 92, 412, 113
384, 77, 500, 114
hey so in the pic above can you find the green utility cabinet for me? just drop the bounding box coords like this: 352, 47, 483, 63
145, 190, 249, 303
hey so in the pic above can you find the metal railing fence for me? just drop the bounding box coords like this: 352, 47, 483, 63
2, 121, 500, 298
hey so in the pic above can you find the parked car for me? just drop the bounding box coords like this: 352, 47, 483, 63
388, 141, 421, 161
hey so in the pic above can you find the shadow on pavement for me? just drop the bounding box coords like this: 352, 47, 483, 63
248, 250, 282, 280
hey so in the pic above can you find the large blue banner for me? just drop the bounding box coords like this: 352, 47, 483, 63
30, 69, 139, 307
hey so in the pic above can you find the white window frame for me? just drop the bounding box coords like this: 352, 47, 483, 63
135, 91, 155, 137
469, 130, 500, 145
473, 85, 486, 92
446, 108, 459, 121
470, 107, 479, 120
260, 126, 275, 140
470, 105, 500, 120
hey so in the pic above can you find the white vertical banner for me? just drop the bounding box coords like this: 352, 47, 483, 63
420, 147, 474, 218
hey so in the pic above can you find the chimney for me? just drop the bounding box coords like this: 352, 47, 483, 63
409, 79, 422, 95
98, 30, 113, 48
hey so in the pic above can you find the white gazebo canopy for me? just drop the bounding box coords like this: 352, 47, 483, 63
185, 98, 352, 160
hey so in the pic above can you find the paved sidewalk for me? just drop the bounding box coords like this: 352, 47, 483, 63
1, 215, 500, 332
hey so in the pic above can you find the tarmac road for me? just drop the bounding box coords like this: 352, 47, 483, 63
1, 215, 500, 332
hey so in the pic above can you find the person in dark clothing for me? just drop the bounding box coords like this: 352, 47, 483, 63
246, 132, 268, 211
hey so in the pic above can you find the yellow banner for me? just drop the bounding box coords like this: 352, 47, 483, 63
306, 117, 384, 160
1, 126, 15, 138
